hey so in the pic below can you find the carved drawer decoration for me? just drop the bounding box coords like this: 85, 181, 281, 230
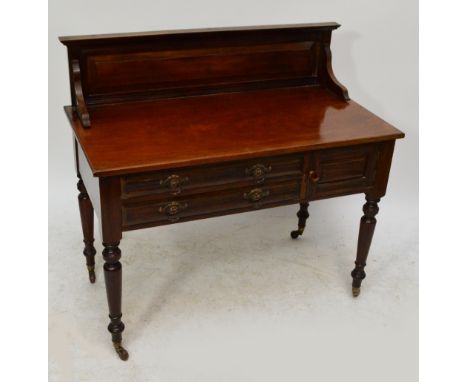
243, 187, 270, 208
245, 164, 272, 184
158, 201, 189, 222
159, 174, 189, 195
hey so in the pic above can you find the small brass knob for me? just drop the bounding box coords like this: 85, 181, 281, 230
309, 170, 320, 183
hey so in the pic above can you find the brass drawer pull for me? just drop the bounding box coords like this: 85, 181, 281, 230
243, 188, 270, 203
245, 164, 272, 183
309, 170, 320, 183
160, 174, 189, 195
158, 201, 188, 221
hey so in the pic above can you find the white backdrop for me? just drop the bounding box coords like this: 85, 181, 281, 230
49, 1, 418, 381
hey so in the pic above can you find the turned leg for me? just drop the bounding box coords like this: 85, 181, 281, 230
102, 243, 128, 361
77, 178, 96, 283
291, 202, 310, 239
351, 196, 380, 297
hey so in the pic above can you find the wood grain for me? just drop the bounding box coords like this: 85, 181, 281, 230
65, 87, 403, 176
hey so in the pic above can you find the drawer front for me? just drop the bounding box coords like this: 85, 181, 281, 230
310, 145, 379, 199
122, 179, 301, 229
122, 154, 302, 199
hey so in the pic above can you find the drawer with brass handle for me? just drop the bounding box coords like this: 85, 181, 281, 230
122, 179, 301, 230
121, 154, 302, 199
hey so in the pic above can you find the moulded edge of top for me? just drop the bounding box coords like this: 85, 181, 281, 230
58, 22, 341, 45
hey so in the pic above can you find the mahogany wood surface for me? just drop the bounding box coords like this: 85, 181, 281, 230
60, 23, 346, 106
60, 23, 405, 361
65, 87, 403, 176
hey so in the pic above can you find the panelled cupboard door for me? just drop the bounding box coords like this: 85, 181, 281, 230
306, 143, 387, 200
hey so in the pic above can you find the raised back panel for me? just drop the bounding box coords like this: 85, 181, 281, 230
60, 23, 343, 106
85, 42, 317, 101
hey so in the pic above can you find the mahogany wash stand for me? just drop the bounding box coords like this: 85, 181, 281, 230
59, 23, 404, 360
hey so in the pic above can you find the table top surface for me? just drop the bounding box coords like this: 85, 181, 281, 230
66, 86, 404, 176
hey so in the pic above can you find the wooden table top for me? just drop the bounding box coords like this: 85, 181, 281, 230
66, 86, 404, 176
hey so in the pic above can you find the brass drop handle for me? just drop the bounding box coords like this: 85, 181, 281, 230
243, 188, 270, 203
158, 201, 188, 219
245, 164, 272, 183
160, 174, 189, 195
309, 170, 320, 183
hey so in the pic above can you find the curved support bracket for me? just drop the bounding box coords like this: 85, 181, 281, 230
72, 59, 91, 128
320, 44, 350, 102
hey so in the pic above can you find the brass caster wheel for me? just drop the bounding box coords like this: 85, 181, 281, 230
87, 266, 96, 284
113, 342, 129, 361
352, 287, 361, 297
290, 229, 303, 239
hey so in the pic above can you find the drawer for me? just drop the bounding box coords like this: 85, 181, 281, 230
311, 145, 379, 198
122, 179, 301, 229
122, 154, 302, 199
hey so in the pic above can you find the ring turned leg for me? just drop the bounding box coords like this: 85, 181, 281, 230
291, 202, 310, 239
102, 243, 128, 361
351, 196, 380, 297
77, 178, 96, 283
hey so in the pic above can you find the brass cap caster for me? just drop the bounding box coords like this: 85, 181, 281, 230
87, 265, 96, 284
113, 342, 129, 361
290, 229, 303, 239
